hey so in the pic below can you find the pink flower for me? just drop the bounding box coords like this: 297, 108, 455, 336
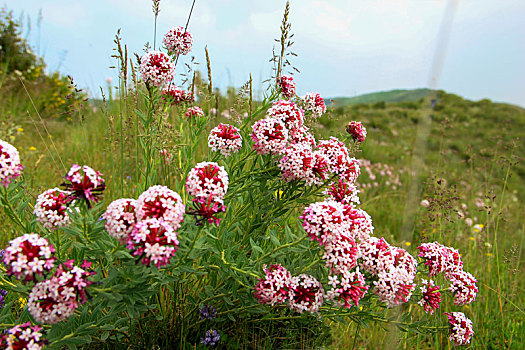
303, 92, 326, 118
163, 26, 193, 56
278, 144, 329, 186
53, 260, 95, 305
103, 198, 138, 244
267, 100, 304, 131
288, 274, 324, 313
3, 233, 56, 281
0, 139, 23, 187
186, 162, 229, 200
140, 50, 175, 87
136, 185, 185, 230
326, 269, 368, 308
315, 137, 360, 183
288, 125, 316, 148
185, 106, 205, 120
322, 235, 360, 274
62, 164, 105, 207
28, 279, 77, 324
445, 312, 474, 346
187, 196, 226, 226
254, 264, 292, 306
445, 270, 478, 305
162, 85, 194, 105
373, 268, 416, 307
1, 322, 46, 349
417, 241, 463, 277
301, 200, 349, 245
346, 121, 367, 143
359, 237, 392, 275
208, 124, 243, 157
127, 218, 179, 268
418, 279, 441, 314
278, 75, 296, 99
33, 188, 71, 230
342, 207, 374, 242
251, 118, 289, 155
324, 179, 360, 206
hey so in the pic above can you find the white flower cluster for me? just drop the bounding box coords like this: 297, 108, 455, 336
139, 50, 175, 87
0, 139, 23, 187
33, 188, 71, 230
208, 123, 243, 157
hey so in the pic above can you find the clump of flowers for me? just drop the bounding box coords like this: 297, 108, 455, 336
289, 125, 316, 148
322, 235, 359, 274
445, 270, 478, 305
251, 118, 289, 155
54, 260, 95, 305
359, 237, 393, 275
278, 75, 296, 99
201, 329, 220, 347
417, 279, 441, 314
103, 198, 138, 244
303, 92, 326, 118
324, 179, 360, 207
342, 207, 374, 242
373, 268, 416, 307
163, 26, 193, 56
417, 242, 463, 276
139, 50, 176, 87
185, 106, 205, 120
0, 139, 24, 187
33, 188, 71, 230
315, 137, 350, 176
62, 164, 105, 207
445, 312, 474, 346
186, 162, 229, 200
27, 279, 78, 324
187, 196, 226, 226
208, 123, 243, 157
278, 143, 329, 186
136, 185, 185, 230
127, 218, 179, 268
288, 274, 324, 314
300, 200, 349, 245
3, 233, 56, 281
346, 121, 367, 143
199, 304, 217, 320
267, 100, 304, 131
0, 322, 46, 349
254, 264, 291, 306
326, 269, 368, 308
162, 85, 194, 105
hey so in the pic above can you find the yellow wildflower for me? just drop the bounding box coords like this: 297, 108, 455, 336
275, 190, 284, 200
29, 146, 37, 151
19, 297, 27, 308
404, 242, 411, 247
17, 127, 23, 132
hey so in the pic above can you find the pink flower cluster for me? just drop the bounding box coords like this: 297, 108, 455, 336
254, 264, 291, 306
27, 260, 94, 324
324, 179, 360, 207
3, 233, 56, 281
162, 85, 194, 105
326, 269, 368, 308
278, 75, 296, 99
33, 188, 71, 230
140, 50, 175, 87
316, 137, 360, 183
303, 92, 326, 118
186, 162, 229, 225
359, 237, 417, 307
163, 26, 193, 56
103, 198, 138, 244
445, 270, 478, 305
63, 164, 105, 207
185, 106, 205, 120
417, 279, 441, 314
251, 118, 289, 155
0, 139, 23, 187
417, 241, 463, 277
208, 123, 243, 157
254, 265, 324, 314
0, 322, 46, 349
279, 143, 328, 185
445, 312, 474, 345
267, 100, 304, 131
127, 219, 179, 268
358, 159, 403, 191
103, 185, 185, 267
346, 121, 367, 143
301, 201, 349, 245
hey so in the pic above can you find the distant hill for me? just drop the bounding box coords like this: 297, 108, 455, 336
326, 89, 433, 106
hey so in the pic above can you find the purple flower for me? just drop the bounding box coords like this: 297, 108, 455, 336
199, 304, 217, 320
201, 329, 220, 347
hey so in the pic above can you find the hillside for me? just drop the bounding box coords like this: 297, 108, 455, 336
327, 88, 433, 106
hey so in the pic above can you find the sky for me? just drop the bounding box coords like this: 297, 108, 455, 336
4, 0, 525, 106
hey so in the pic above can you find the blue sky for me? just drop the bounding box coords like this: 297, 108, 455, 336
4, 0, 525, 106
